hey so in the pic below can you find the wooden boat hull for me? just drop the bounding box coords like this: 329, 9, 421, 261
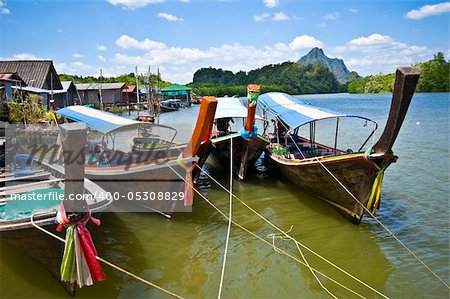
268, 151, 396, 223
85, 157, 197, 215
211, 134, 268, 179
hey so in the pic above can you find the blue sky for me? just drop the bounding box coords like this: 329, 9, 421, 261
1, 0, 449, 83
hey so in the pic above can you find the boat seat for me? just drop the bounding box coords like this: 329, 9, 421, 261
13, 154, 34, 177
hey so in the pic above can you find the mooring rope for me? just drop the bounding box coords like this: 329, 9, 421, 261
194, 163, 387, 298
217, 137, 233, 299
269, 226, 338, 299
30, 211, 184, 299
274, 118, 450, 289
167, 163, 372, 299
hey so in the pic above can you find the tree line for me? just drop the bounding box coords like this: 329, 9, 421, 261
190, 62, 345, 97
347, 53, 449, 93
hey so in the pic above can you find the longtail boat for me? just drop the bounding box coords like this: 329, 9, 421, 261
0, 124, 112, 296
208, 85, 269, 180
57, 98, 217, 216
259, 68, 420, 224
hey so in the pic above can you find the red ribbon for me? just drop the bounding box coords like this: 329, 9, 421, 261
56, 201, 105, 282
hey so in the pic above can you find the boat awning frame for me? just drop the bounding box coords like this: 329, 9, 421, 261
258, 92, 375, 131
56, 105, 176, 135
214, 97, 263, 120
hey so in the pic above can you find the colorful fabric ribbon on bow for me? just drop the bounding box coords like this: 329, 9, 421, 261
176, 154, 197, 207
363, 147, 387, 215
57, 202, 106, 288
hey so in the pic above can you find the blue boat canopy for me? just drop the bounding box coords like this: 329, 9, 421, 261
57, 105, 140, 134
259, 92, 349, 129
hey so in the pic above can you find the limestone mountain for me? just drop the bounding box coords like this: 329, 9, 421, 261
298, 48, 354, 82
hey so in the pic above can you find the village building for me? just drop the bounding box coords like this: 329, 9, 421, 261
76, 83, 126, 105
0, 72, 26, 100
53, 81, 79, 108
122, 85, 137, 103
0, 60, 78, 109
160, 84, 192, 106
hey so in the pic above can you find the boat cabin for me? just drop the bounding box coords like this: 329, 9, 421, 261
258, 93, 378, 160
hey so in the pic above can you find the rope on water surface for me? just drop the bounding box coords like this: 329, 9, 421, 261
273, 119, 450, 290
193, 164, 388, 299
30, 211, 185, 299
217, 137, 233, 299
269, 226, 338, 299
166, 163, 374, 299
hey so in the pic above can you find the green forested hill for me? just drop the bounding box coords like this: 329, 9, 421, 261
348, 53, 449, 93
59, 73, 170, 88
191, 62, 343, 96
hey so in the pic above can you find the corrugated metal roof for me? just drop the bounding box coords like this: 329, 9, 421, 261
12, 85, 51, 93
0, 60, 63, 90
52, 81, 77, 94
76, 83, 126, 90
123, 85, 136, 93
160, 83, 192, 92
0, 72, 26, 84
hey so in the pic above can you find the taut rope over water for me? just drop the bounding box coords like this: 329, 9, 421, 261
30, 211, 185, 299
274, 118, 449, 289
166, 163, 383, 299
217, 137, 233, 299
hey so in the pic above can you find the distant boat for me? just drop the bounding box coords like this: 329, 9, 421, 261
0, 159, 112, 296
259, 68, 420, 224
160, 99, 181, 112
134, 113, 155, 123
57, 99, 217, 216
206, 85, 268, 180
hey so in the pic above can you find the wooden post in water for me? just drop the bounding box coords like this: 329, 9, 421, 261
59, 123, 87, 217
245, 84, 260, 133
182, 96, 218, 158
373, 67, 420, 154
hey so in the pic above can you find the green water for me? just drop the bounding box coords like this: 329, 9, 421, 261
1, 93, 449, 298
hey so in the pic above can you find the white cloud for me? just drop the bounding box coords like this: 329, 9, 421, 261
331, 33, 433, 75
3, 53, 45, 60
71, 61, 93, 71
116, 35, 166, 50
96, 44, 108, 51
0, 1, 9, 14
317, 22, 328, 28
111, 34, 325, 83
106, 0, 164, 10
253, 13, 270, 22
349, 8, 358, 13
157, 12, 184, 21
288, 35, 323, 50
73, 53, 84, 59
57, 29, 63, 33
272, 11, 289, 21
263, 0, 279, 8
406, 2, 450, 20
179, 0, 190, 2
323, 12, 340, 20
97, 55, 107, 62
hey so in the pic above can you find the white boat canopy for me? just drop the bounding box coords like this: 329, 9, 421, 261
214, 97, 262, 120
57, 105, 141, 134
259, 92, 372, 130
